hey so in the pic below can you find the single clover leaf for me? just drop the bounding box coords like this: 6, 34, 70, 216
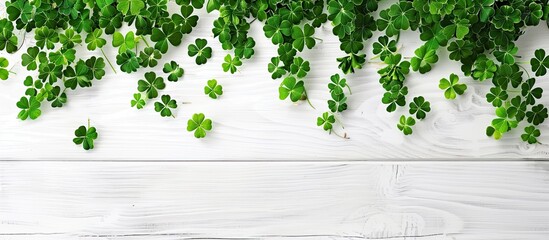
521, 78, 543, 105
35, 27, 59, 50
0, 19, 18, 53
268, 57, 286, 79
86, 56, 106, 80
494, 43, 518, 65
372, 36, 397, 61
439, 73, 467, 99
530, 49, 549, 77
131, 93, 146, 109
21, 46, 47, 71
85, 28, 107, 51
204, 79, 223, 99
138, 72, 166, 99
291, 24, 315, 52
151, 22, 182, 54
290, 57, 310, 78
139, 47, 162, 68
187, 113, 213, 138
493, 5, 521, 32
116, 50, 141, 73
487, 106, 518, 140
397, 115, 415, 135
526, 104, 548, 126
63, 60, 91, 89
263, 15, 292, 45
486, 86, 508, 107
317, 112, 335, 131
154, 95, 177, 117
112, 31, 136, 54
279, 76, 305, 102
163, 61, 184, 82
411, 41, 439, 74
16, 96, 41, 120
472, 56, 498, 81
337, 53, 366, 74
522, 126, 541, 144
409, 96, 431, 120
73, 124, 98, 151
447, 40, 474, 61
188, 38, 212, 65
222, 54, 241, 74
235, 37, 255, 59
59, 28, 82, 49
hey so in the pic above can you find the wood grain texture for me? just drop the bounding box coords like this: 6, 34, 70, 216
1, 1, 549, 159
0, 162, 548, 239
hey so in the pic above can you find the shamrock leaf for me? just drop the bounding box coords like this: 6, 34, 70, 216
131, 93, 146, 109
388, 1, 417, 30
138, 72, 166, 99
21, 46, 47, 71
173, 4, 199, 34
317, 112, 335, 131
16, 96, 41, 120
372, 36, 397, 61
486, 86, 508, 107
73, 124, 98, 151
486, 106, 519, 140
472, 56, 498, 81
530, 49, 549, 77
86, 56, 106, 80
291, 24, 315, 52
522, 126, 541, 144
63, 60, 91, 89
526, 104, 548, 126
112, 31, 136, 54
49, 48, 76, 66
47, 86, 67, 108
397, 115, 415, 135
439, 73, 467, 99
409, 96, 431, 120
117, 0, 145, 15
204, 79, 223, 99
494, 43, 518, 65
411, 41, 439, 74
139, 47, 162, 68
493, 5, 521, 32
447, 40, 474, 61
59, 28, 82, 49
222, 54, 242, 74
38, 63, 63, 84
35, 27, 59, 50
263, 15, 292, 45
493, 64, 523, 89
116, 50, 141, 73
521, 78, 543, 105
187, 113, 213, 138
279, 76, 305, 102
0, 19, 18, 53
163, 61, 184, 82
337, 53, 366, 74
235, 37, 255, 59
154, 95, 177, 117
0, 57, 9, 80
188, 38, 212, 65
85, 28, 107, 51
151, 22, 182, 54
382, 84, 408, 112
268, 57, 287, 79
290, 57, 310, 78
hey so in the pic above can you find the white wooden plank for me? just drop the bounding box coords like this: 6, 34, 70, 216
1, 3, 549, 159
1, 162, 548, 239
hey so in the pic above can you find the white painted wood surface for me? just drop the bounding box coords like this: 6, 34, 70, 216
0, 162, 548, 239
1, 2, 549, 159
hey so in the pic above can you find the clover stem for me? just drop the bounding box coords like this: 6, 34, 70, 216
516, 61, 529, 64
87, 118, 90, 129
332, 114, 345, 129
181, 101, 192, 104
16, 31, 27, 52
396, 33, 401, 43
332, 129, 349, 139
346, 85, 352, 95
8, 70, 17, 75
370, 54, 381, 61
303, 89, 315, 109
100, 48, 117, 74
250, 18, 257, 24
142, 38, 151, 47
313, 37, 324, 43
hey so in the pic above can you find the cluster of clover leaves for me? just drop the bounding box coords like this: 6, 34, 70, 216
1, 0, 549, 148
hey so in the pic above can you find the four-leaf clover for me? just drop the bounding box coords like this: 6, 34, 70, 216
187, 113, 213, 138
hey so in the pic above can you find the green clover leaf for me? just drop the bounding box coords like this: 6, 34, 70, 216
397, 115, 415, 135
268, 57, 287, 79
279, 76, 305, 102
317, 112, 335, 131
131, 93, 146, 109
73, 124, 98, 151
0, 57, 9, 80
85, 28, 106, 51
439, 73, 467, 99
151, 22, 182, 54
204, 79, 223, 99
521, 126, 541, 144
291, 24, 315, 52
530, 49, 549, 77
21, 46, 47, 71
116, 50, 141, 73
372, 36, 397, 61
290, 57, 310, 78
409, 96, 431, 120
526, 104, 548, 126
162, 61, 184, 82
16, 96, 41, 120
138, 72, 166, 99
139, 47, 162, 68
187, 113, 213, 138
154, 94, 177, 117
222, 54, 242, 74
112, 31, 136, 54
188, 38, 212, 65
117, 0, 145, 15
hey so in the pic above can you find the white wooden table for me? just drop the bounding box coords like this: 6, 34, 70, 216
1, 2, 549, 239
